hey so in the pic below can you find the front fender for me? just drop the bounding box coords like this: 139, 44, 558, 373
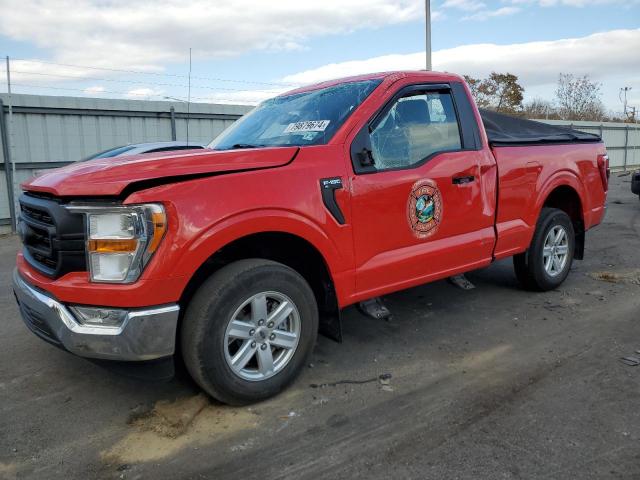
171, 208, 349, 280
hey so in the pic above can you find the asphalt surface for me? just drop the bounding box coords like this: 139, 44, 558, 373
1, 175, 639, 480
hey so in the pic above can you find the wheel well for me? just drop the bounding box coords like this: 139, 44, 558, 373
542, 185, 585, 259
179, 232, 341, 339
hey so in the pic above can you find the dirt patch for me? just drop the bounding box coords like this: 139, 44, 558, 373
103, 394, 259, 464
0, 462, 17, 480
459, 344, 512, 369
129, 393, 209, 438
590, 270, 640, 285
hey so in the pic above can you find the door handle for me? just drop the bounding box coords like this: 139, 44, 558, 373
452, 175, 475, 185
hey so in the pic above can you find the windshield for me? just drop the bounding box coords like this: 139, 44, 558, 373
83, 145, 137, 161
209, 79, 381, 150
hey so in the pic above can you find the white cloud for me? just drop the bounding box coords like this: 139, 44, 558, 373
541, 0, 638, 5
0, 59, 114, 85
125, 87, 163, 99
0, 0, 426, 73
83, 86, 105, 94
463, 6, 520, 20
442, 0, 486, 11
282, 55, 421, 85
280, 29, 640, 109
282, 29, 639, 86
201, 87, 288, 105
510, 0, 638, 6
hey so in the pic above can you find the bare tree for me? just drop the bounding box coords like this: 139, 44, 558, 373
524, 98, 558, 119
555, 73, 605, 121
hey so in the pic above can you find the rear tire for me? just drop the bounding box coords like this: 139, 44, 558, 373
513, 208, 575, 291
181, 259, 318, 405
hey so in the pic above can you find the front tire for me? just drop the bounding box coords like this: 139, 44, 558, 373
181, 259, 318, 405
513, 208, 575, 291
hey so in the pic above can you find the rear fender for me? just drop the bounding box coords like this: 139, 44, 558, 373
534, 171, 587, 257
535, 171, 587, 222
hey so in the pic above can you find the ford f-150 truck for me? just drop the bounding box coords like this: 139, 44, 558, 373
13, 71, 608, 404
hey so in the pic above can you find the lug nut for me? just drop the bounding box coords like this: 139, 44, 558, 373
260, 343, 268, 350
249, 329, 255, 336
251, 341, 256, 348
258, 319, 265, 326
267, 321, 274, 328
269, 333, 276, 340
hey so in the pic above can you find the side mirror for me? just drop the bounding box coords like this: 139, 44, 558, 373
357, 148, 374, 167
350, 126, 376, 173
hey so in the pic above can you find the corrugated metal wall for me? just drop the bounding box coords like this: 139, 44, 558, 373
1, 93, 638, 233
535, 119, 640, 170
0, 93, 251, 230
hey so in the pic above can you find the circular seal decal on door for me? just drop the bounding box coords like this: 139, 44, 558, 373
407, 179, 443, 239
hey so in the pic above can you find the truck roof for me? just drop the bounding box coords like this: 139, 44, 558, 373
280, 70, 464, 97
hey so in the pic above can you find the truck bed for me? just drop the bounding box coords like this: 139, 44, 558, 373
490, 139, 607, 260
480, 109, 601, 146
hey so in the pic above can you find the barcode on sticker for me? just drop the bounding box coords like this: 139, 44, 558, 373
284, 120, 330, 133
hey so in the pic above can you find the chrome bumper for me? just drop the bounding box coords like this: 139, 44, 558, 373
12, 269, 180, 361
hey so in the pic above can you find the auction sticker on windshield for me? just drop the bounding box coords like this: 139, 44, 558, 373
284, 120, 330, 133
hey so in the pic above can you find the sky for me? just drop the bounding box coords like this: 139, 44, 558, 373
0, 0, 638, 113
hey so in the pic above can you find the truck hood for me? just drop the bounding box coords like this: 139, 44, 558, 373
21, 147, 298, 197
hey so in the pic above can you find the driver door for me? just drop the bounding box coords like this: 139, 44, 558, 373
348, 84, 496, 297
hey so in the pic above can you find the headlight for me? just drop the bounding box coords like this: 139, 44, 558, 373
67, 203, 167, 283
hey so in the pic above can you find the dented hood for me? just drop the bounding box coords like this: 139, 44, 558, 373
21, 147, 298, 197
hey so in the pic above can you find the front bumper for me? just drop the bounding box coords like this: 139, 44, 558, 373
13, 269, 180, 361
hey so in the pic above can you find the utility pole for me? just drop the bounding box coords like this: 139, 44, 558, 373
5, 56, 16, 231
187, 48, 192, 144
425, 0, 432, 70
620, 86, 632, 119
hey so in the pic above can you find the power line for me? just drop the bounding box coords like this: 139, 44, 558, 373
6, 69, 286, 93
8, 57, 299, 87
8, 82, 267, 103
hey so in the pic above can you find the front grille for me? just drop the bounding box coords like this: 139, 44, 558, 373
19, 193, 86, 278
21, 204, 54, 225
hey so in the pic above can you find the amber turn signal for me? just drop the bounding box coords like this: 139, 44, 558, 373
88, 238, 138, 253
147, 211, 167, 254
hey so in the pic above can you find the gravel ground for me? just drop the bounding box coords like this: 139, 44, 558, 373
1, 175, 639, 480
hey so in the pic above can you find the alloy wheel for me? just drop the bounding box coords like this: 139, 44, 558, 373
223, 291, 301, 381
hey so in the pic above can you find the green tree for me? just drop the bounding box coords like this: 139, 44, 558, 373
464, 72, 524, 114
463, 75, 481, 99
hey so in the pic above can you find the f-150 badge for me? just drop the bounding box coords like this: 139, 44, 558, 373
408, 179, 442, 239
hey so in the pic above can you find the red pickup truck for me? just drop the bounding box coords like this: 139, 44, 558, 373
13, 71, 608, 404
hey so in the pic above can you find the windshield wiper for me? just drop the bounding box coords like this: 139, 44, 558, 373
228, 143, 265, 150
